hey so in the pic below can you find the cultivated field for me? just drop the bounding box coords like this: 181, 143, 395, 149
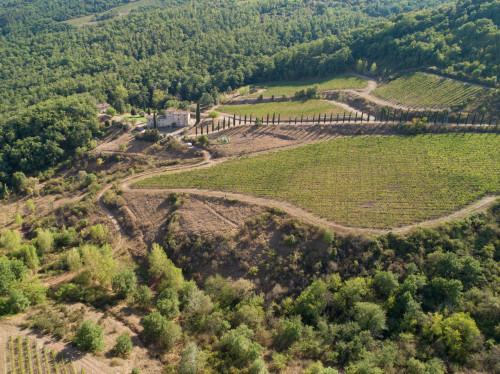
135, 134, 500, 228
372, 72, 484, 108
6, 335, 79, 374
218, 100, 350, 119
246, 75, 367, 97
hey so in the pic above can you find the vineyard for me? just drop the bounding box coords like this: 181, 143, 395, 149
135, 134, 500, 228
217, 100, 350, 119
246, 74, 367, 97
6, 336, 82, 374
372, 72, 485, 108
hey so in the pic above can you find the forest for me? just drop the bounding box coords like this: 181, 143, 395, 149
1, 0, 497, 120
2, 191, 500, 373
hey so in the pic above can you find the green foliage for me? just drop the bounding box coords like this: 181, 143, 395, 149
35, 229, 54, 254
7, 288, 30, 313
373, 271, 399, 299
156, 287, 180, 319
148, 243, 184, 290
353, 302, 387, 335
142, 311, 182, 350
76, 320, 105, 352
81, 244, 115, 286
1, 229, 22, 252
218, 325, 264, 369
197, 135, 210, 146
178, 342, 206, 374
112, 269, 137, 299
113, 334, 133, 357
135, 285, 153, 311
0, 95, 99, 188
423, 312, 480, 362
0, 257, 28, 296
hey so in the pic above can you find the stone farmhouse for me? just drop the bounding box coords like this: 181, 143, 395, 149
146, 109, 191, 128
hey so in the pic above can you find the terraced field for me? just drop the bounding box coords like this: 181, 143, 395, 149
135, 134, 500, 228
246, 75, 367, 97
372, 73, 484, 108
218, 100, 350, 119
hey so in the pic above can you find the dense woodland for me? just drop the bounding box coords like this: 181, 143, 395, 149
2, 191, 500, 373
3, 0, 497, 119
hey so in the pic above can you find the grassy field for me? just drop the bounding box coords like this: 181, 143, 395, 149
64, 0, 160, 26
135, 134, 500, 228
218, 100, 350, 119
247, 74, 367, 97
372, 72, 484, 108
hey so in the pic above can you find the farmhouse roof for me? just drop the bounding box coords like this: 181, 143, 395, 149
97, 102, 110, 109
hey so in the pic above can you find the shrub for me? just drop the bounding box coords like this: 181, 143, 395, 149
208, 111, 219, 119
142, 312, 182, 350
354, 302, 387, 335
197, 135, 210, 146
134, 285, 153, 311
113, 334, 133, 357
178, 342, 206, 374
219, 325, 263, 368
157, 288, 180, 319
136, 129, 161, 142
112, 270, 137, 298
76, 320, 105, 352
323, 230, 334, 245
8, 288, 30, 314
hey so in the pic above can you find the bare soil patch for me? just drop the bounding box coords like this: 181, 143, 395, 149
122, 191, 264, 246
195, 123, 397, 158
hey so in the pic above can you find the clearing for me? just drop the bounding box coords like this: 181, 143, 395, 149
134, 134, 500, 229
245, 74, 368, 97
64, 0, 160, 27
372, 72, 485, 108
218, 100, 350, 119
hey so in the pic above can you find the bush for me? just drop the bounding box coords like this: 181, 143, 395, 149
113, 334, 133, 357
142, 311, 182, 350
76, 320, 105, 352
157, 288, 180, 319
134, 285, 153, 311
179, 342, 206, 374
136, 129, 161, 142
8, 288, 30, 314
208, 111, 219, 119
112, 270, 137, 298
197, 135, 210, 146
323, 230, 334, 245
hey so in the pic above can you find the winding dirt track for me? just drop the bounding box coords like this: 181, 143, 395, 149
44, 143, 498, 287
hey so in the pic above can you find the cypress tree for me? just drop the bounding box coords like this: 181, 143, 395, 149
196, 102, 201, 124
267, 113, 269, 124
233, 114, 236, 126
244, 114, 247, 124
153, 112, 157, 129
223, 117, 226, 129
195, 124, 198, 136
272, 113, 275, 125
278, 114, 280, 125
367, 111, 370, 122
212, 120, 214, 132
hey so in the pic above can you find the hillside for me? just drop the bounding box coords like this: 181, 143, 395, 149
1, 0, 500, 373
